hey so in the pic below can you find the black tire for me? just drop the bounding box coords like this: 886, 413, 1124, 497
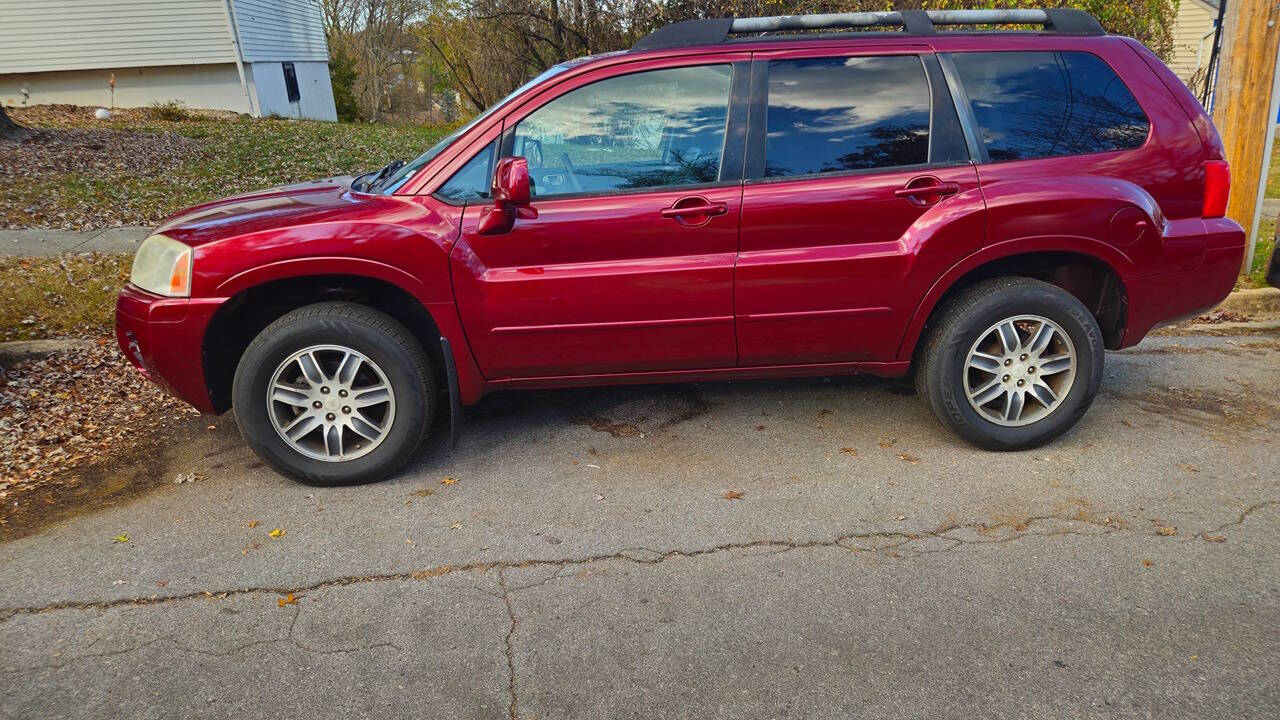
914, 277, 1104, 450
232, 302, 435, 485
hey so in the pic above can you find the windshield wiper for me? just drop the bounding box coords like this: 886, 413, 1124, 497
359, 159, 405, 193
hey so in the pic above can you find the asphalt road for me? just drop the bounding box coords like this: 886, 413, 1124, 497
2, 330, 1278, 719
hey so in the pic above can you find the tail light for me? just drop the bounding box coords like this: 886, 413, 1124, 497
1203, 160, 1230, 218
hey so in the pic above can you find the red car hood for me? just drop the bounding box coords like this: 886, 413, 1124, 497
154, 177, 374, 248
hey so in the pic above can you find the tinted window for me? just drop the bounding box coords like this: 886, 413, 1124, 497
952, 51, 1150, 161
513, 65, 732, 197
436, 143, 493, 204
765, 56, 931, 178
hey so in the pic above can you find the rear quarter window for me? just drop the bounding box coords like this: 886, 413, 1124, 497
950, 51, 1150, 162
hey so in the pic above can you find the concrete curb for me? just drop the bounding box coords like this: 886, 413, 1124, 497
0, 338, 96, 367
1215, 287, 1280, 316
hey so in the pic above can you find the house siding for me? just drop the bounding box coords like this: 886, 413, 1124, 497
230, 0, 329, 63
0, 0, 237, 73
1169, 0, 1218, 86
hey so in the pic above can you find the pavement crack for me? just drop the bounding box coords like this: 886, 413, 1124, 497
3, 506, 1274, 622
1196, 500, 1280, 538
497, 568, 519, 720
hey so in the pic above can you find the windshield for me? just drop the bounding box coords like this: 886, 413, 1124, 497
372, 65, 570, 195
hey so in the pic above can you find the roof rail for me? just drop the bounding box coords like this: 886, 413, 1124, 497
631, 8, 1104, 51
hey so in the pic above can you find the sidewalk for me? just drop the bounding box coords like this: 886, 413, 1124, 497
0, 226, 151, 256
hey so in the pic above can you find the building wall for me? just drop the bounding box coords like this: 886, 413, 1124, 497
0, 64, 253, 114
230, 0, 329, 63
1168, 0, 1218, 87
248, 60, 338, 121
0, 0, 236, 73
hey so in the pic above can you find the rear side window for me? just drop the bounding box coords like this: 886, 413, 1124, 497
764, 55, 932, 177
513, 65, 732, 197
950, 51, 1150, 161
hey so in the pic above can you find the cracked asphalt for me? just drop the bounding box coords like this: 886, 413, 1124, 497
2, 330, 1278, 719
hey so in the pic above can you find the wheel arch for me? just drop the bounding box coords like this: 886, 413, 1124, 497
203, 273, 449, 414
899, 242, 1131, 364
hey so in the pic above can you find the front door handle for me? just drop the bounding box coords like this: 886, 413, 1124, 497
893, 178, 961, 206
660, 202, 728, 219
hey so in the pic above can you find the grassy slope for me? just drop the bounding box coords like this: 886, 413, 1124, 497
2, 109, 449, 230
1, 110, 449, 340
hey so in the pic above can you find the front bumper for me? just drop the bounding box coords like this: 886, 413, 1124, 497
115, 284, 223, 414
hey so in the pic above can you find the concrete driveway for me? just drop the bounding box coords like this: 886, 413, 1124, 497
2, 330, 1278, 719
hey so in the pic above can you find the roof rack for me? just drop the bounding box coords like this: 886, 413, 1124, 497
631, 8, 1104, 51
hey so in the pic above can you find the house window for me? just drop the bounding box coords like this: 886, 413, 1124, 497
282, 62, 301, 103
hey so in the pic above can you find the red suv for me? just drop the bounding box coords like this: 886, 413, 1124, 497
116, 9, 1244, 484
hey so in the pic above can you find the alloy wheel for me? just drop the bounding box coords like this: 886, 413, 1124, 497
266, 344, 396, 461
962, 315, 1077, 427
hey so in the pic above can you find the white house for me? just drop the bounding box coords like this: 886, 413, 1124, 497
0, 0, 338, 121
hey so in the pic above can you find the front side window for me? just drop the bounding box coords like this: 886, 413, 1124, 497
765, 55, 932, 178
951, 51, 1150, 162
436, 143, 494, 204
513, 65, 733, 197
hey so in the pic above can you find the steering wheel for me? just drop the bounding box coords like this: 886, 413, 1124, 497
560, 152, 584, 193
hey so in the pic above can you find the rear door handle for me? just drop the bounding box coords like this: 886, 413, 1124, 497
660, 202, 728, 219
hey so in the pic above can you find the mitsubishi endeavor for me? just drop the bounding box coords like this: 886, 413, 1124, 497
116, 9, 1245, 484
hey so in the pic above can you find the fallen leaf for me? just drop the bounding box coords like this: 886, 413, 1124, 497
268, 528, 285, 538
895, 515, 906, 522
838, 447, 857, 456
277, 594, 297, 607
1201, 533, 1226, 543
440, 476, 458, 486
897, 452, 920, 463
1157, 526, 1177, 536
754, 425, 766, 431
111, 533, 128, 543
1177, 463, 1199, 473
723, 490, 744, 500
879, 439, 896, 448
1142, 559, 1154, 567
247, 520, 259, 528
450, 522, 461, 530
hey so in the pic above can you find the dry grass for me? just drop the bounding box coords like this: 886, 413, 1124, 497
0, 253, 131, 341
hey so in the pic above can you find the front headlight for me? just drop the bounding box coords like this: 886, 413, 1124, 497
130, 234, 192, 297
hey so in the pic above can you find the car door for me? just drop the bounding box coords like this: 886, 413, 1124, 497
450, 56, 750, 379
735, 47, 985, 366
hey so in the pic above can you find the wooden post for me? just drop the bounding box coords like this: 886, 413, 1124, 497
1212, 0, 1280, 273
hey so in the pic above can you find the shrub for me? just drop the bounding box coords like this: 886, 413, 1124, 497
143, 100, 190, 122
329, 48, 362, 122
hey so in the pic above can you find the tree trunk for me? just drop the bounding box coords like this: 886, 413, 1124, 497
0, 105, 34, 142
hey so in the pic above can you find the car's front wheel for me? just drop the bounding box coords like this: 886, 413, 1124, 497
232, 302, 435, 485
915, 277, 1104, 450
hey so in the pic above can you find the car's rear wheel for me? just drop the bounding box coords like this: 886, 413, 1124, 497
232, 302, 434, 485
915, 277, 1104, 450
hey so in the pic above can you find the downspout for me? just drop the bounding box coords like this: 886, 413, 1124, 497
222, 0, 258, 117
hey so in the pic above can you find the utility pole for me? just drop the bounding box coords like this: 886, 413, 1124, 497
1211, 0, 1280, 274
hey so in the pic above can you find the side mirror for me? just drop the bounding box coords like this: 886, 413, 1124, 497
493, 156, 530, 206
478, 157, 531, 235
